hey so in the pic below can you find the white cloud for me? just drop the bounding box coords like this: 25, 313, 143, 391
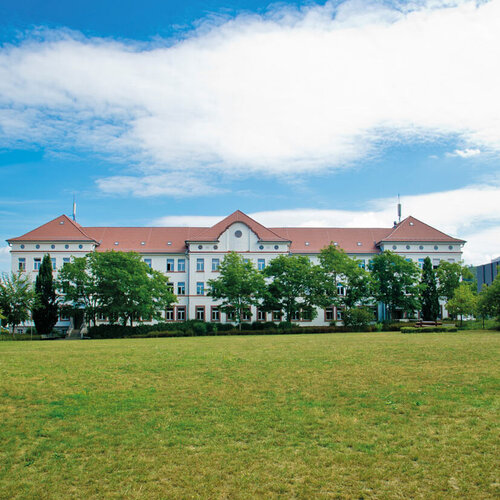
152, 181, 500, 265
96, 173, 225, 197
446, 148, 481, 158
1, 0, 500, 194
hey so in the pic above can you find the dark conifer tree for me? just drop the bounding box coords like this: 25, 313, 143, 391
32, 254, 59, 335
420, 256, 440, 321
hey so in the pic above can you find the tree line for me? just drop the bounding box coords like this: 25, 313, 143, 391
1, 246, 498, 335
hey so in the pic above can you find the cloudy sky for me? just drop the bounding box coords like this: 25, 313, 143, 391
1, 0, 499, 271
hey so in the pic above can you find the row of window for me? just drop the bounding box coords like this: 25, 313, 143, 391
392, 244, 456, 251
142, 258, 267, 272
162, 307, 336, 322
18, 257, 70, 271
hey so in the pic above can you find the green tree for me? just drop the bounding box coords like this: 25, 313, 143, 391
208, 252, 266, 330
0, 272, 35, 334
57, 256, 99, 327
369, 251, 421, 321
32, 254, 59, 335
437, 261, 476, 301
476, 274, 500, 326
420, 256, 440, 321
318, 244, 372, 310
446, 282, 477, 326
262, 254, 328, 322
90, 251, 176, 326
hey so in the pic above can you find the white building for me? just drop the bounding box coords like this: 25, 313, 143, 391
7, 210, 465, 330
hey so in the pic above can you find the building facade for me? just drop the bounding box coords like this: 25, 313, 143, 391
7, 210, 465, 330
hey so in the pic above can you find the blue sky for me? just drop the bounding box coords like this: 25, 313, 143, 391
1, 0, 499, 271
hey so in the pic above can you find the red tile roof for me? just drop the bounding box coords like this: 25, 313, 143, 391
8, 212, 464, 253
380, 216, 465, 243
272, 227, 392, 253
85, 227, 204, 253
189, 210, 289, 242
8, 215, 96, 242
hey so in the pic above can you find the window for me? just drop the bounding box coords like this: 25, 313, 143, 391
63, 257, 70, 266
337, 284, 346, 296
257, 309, 266, 321
196, 258, 204, 272
406, 245, 411, 250
448, 258, 455, 263
358, 260, 365, 269
274, 245, 279, 250
166, 259, 174, 271
98, 312, 107, 321
234, 230, 242, 238
59, 312, 69, 321
51, 258, 56, 270
336, 311, 343, 320
178, 259, 185, 272
176, 306, 186, 321
34, 258, 41, 271
418, 258, 425, 269
177, 282, 185, 295
195, 306, 205, 321
291, 310, 300, 321
242, 308, 251, 322
18, 258, 26, 272
212, 258, 220, 271
144, 258, 152, 268
167, 283, 174, 293
243, 258, 250, 264
258, 259, 265, 271
226, 310, 236, 321
196, 282, 204, 295
211, 307, 220, 322
325, 307, 334, 321
165, 308, 174, 321
302, 309, 312, 321
272, 310, 282, 322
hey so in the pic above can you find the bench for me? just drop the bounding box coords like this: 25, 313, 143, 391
415, 320, 442, 327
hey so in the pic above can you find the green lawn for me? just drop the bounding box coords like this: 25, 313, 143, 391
1, 331, 498, 499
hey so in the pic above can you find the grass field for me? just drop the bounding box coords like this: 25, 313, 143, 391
0, 331, 498, 499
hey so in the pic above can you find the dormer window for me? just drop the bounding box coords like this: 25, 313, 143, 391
59, 221, 64, 225
333, 242, 338, 246
409, 222, 415, 226
357, 242, 362, 246
167, 241, 172, 246
141, 241, 145, 246
305, 242, 310, 246
114, 241, 119, 246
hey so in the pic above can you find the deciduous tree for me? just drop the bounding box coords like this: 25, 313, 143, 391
318, 244, 372, 310
208, 252, 266, 329
0, 272, 35, 334
446, 282, 477, 326
89, 251, 176, 326
262, 254, 328, 322
370, 251, 421, 321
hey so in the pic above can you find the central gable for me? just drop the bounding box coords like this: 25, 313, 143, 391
188, 210, 289, 243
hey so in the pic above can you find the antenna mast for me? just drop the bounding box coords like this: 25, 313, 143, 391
397, 194, 401, 223
72, 194, 76, 222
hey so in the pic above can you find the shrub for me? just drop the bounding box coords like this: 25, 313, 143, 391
343, 308, 373, 329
